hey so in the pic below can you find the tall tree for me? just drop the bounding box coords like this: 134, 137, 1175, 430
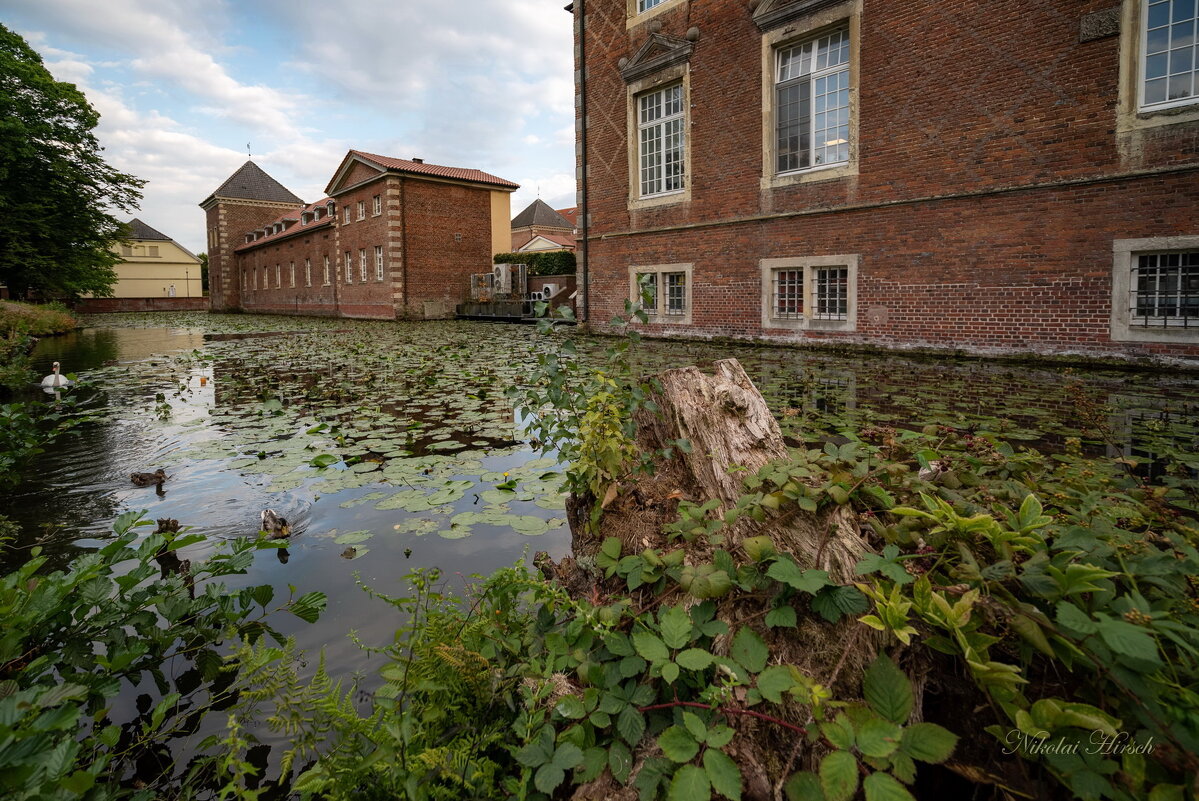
0, 24, 144, 300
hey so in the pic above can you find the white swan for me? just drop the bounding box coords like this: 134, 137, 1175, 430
41, 361, 70, 388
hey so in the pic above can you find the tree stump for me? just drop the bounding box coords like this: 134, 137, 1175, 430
567, 358, 870, 583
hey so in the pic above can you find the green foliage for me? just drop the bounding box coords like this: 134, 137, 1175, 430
493, 250, 576, 276
0, 25, 144, 300
0, 510, 322, 799
0, 395, 92, 486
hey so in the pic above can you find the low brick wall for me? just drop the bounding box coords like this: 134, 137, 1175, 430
73, 297, 209, 313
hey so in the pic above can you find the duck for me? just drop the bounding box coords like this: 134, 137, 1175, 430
260, 509, 291, 539
131, 469, 168, 487
41, 361, 70, 388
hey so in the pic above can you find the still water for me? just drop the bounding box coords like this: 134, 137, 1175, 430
6, 312, 1198, 701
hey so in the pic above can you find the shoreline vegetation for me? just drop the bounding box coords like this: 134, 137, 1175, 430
0, 299, 78, 389
0, 306, 1196, 800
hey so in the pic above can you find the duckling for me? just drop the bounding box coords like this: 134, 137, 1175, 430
260, 509, 291, 539
131, 469, 168, 487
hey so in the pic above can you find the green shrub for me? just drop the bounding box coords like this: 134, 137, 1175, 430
0, 511, 325, 799
493, 250, 576, 276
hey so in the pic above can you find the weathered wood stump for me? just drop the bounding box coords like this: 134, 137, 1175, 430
566, 358, 870, 583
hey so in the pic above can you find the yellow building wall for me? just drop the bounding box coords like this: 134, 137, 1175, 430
110, 239, 203, 298
490, 191, 512, 257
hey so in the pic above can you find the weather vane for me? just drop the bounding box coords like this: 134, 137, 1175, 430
247, 143, 252, 159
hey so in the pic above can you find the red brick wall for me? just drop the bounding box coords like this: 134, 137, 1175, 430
238, 224, 341, 316
578, 0, 1199, 360
331, 174, 395, 319
399, 178, 495, 317
207, 200, 302, 312
74, 297, 209, 313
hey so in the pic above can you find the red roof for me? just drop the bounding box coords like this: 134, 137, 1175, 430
555, 207, 578, 226
350, 150, 519, 189
234, 198, 335, 252
521, 232, 577, 251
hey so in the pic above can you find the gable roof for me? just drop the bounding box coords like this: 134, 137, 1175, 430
512, 199, 573, 230
200, 161, 304, 207
326, 150, 519, 195
124, 218, 172, 241
518, 232, 576, 252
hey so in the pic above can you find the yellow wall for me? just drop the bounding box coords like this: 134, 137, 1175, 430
109, 239, 203, 298
490, 191, 513, 257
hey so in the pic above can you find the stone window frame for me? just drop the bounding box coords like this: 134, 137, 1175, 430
344, 251, 353, 284
1110, 235, 1199, 344
374, 245, 385, 281
1117, 1, 1199, 135
343, 205, 352, 224
627, 262, 693, 325
760, 0, 861, 190
626, 64, 692, 211
357, 248, 367, 283
626, 0, 685, 30
373, 194, 382, 216
304, 258, 312, 287
759, 254, 859, 333
357, 200, 366, 221
274, 263, 281, 288
322, 255, 331, 286
289, 261, 296, 288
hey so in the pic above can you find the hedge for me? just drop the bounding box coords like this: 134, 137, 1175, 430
493, 250, 576, 276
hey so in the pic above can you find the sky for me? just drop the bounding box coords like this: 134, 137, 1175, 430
2, 0, 577, 255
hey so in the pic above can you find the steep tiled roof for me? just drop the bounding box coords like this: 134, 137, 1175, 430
123, 218, 172, 241
555, 207, 578, 226
350, 150, 519, 190
202, 161, 304, 206
233, 198, 335, 252
512, 198, 573, 230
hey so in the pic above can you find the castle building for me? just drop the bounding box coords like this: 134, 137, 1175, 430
572, 0, 1199, 362
201, 151, 517, 319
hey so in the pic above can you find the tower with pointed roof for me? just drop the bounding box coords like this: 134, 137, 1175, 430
199, 161, 304, 310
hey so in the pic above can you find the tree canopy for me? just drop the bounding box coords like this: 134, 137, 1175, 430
0, 24, 144, 300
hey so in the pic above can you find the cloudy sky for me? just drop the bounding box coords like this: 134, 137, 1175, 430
3, 0, 576, 254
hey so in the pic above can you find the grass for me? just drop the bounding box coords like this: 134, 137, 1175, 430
0, 300, 78, 389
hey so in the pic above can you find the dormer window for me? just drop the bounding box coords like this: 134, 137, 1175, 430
326, 201, 336, 217
301, 212, 312, 225
245, 234, 253, 243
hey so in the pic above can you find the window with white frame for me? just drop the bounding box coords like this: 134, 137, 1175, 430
344, 206, 351, 224
373, 195, 382, 215
628, 264, 692, 323
289, 261, 296, 288
1131, 251, 1199, 327
323, 255, 331, 285
275, 264, 281, 288
359, 249, 368, 283
375, 245, 384, 281
1142, 0, 1199, 109
760, 255, 858, 331
638, 0, 666, 11
357, 200, 365, 220
776, 27, 851, 173
304, 258, 312, 287
637, 83, 685, 197
345, 252, 353, 283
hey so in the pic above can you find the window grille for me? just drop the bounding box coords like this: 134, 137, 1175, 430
665, 272, 687, 315
813, 267, 848, 320
772, 269, 804, 318
1133, 252, 1199, 327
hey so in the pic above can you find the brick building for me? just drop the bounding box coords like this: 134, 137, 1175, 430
511, 199, 579, 252
572, 0, 1199, 362
201, 151, 517, 318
